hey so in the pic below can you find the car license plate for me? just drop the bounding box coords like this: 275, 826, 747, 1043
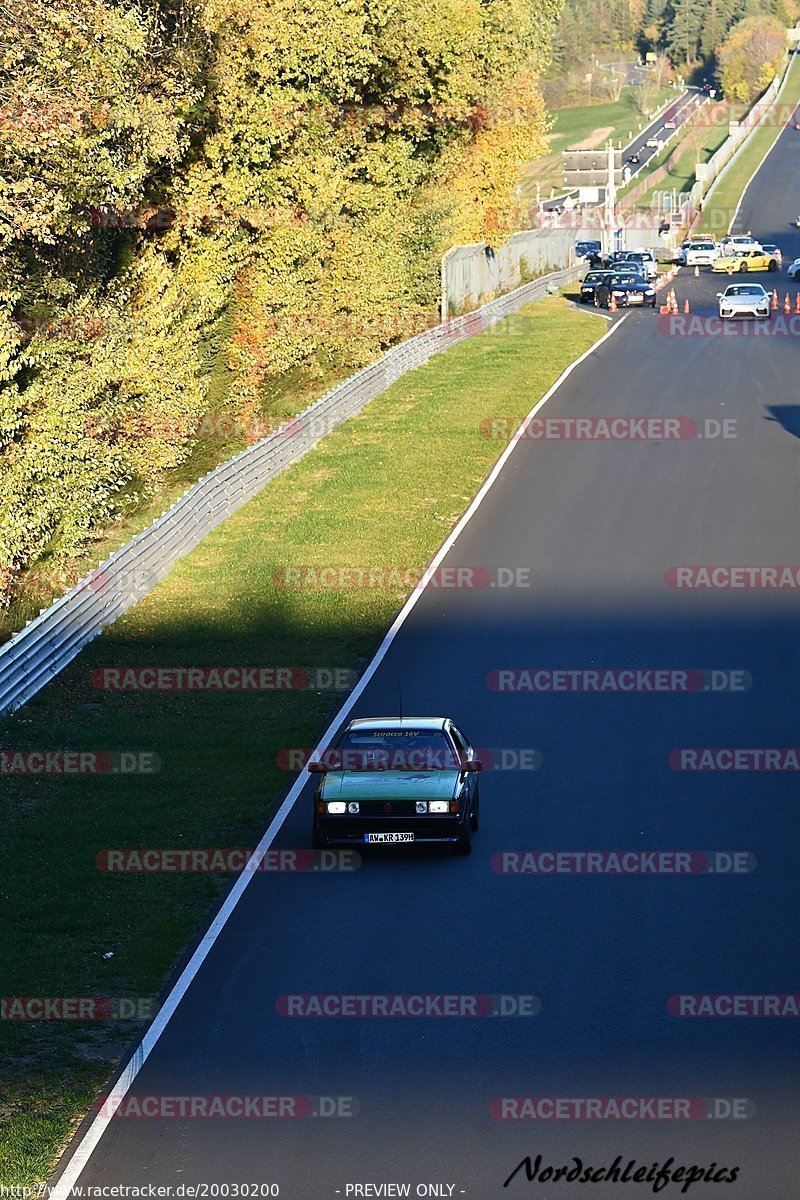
364, 832, 415, 844
629, 294, 643, 304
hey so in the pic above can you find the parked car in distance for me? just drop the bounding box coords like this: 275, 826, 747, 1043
761, 244, 782, 264
621, 249, 658, 279
786, 257, 800, 280
680, 240, 719, 266
719, 234, 762, 254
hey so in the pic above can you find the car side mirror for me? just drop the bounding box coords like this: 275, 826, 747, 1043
463, 759, 482, 772
307, 760, 328, 773
716, 292, 723, 297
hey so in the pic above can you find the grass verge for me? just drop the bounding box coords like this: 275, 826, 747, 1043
697, 55, 800, 236
0, 295, 606, 1186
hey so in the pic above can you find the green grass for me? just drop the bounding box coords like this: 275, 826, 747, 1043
521, 86, 674, 197
697, 55, 800, 236
0, 296, 606, 1187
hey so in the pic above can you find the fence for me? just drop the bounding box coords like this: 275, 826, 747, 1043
0, 262, 584, 717
441, 227, 577, 317
691, 47, 793, 214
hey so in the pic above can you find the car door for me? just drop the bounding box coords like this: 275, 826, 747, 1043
447, 723, 477, 810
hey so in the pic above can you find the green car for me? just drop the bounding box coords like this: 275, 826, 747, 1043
309, 717, 482, 855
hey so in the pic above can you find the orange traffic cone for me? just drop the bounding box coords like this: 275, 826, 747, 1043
794, 293, 800, 315
694, 266, 700, 277
609, 292, 618, 313
785, 293, 791, 314
772, 289, 778, 310
684, 298, 690, 313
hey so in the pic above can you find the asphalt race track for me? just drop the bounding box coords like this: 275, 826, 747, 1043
51, 110, 800, 1198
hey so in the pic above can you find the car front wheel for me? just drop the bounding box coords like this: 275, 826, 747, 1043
768, 260, 778, 272
312, 821, 327, 850
739, 262, 748, 272
454, 810, 473, 855
471, 786, 480, 831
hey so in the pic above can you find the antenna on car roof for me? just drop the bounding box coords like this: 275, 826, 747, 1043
398, 679, 403, 723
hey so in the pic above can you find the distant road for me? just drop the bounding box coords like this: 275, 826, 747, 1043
541, 85, 704, 212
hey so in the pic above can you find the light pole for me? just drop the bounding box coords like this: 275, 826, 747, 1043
605, 140, 617, 251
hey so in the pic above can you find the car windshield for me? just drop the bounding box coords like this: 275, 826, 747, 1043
329, 727, 460, 770
608, 274, 639, 285
583, 273, 605, 283
725, 286, 763, 296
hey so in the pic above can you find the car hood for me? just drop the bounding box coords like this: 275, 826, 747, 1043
321, 770, 461, 801
721, 294, 767, 304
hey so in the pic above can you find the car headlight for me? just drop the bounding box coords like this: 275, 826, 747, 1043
327, 802, 346, 814
645, 289, 655, 295
415, 801, 428, 814
429, 800, 449, 813
347, 801, 359, 814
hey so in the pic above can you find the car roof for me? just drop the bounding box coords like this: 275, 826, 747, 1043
347, 717, 449, 732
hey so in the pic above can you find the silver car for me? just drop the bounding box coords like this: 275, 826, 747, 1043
684, 241, 718, 266
717, 283, 770, 320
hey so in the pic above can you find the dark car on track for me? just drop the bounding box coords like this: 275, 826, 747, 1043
594, 272, 657, 308
309, 717, 482, 854
579, 270, 615, 303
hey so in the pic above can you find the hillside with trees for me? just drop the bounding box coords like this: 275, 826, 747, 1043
0, 0, 561, 608
547, 0, 796, 103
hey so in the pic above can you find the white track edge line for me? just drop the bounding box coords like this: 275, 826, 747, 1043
730, 55, 798, 232
49, 310, 629, 1199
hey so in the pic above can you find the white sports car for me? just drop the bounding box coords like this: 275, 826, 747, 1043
717, 283, 770, 319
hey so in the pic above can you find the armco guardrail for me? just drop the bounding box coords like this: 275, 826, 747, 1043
0, 262, 584, 716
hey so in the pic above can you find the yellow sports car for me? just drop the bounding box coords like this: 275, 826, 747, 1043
712, 248, 779, 274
